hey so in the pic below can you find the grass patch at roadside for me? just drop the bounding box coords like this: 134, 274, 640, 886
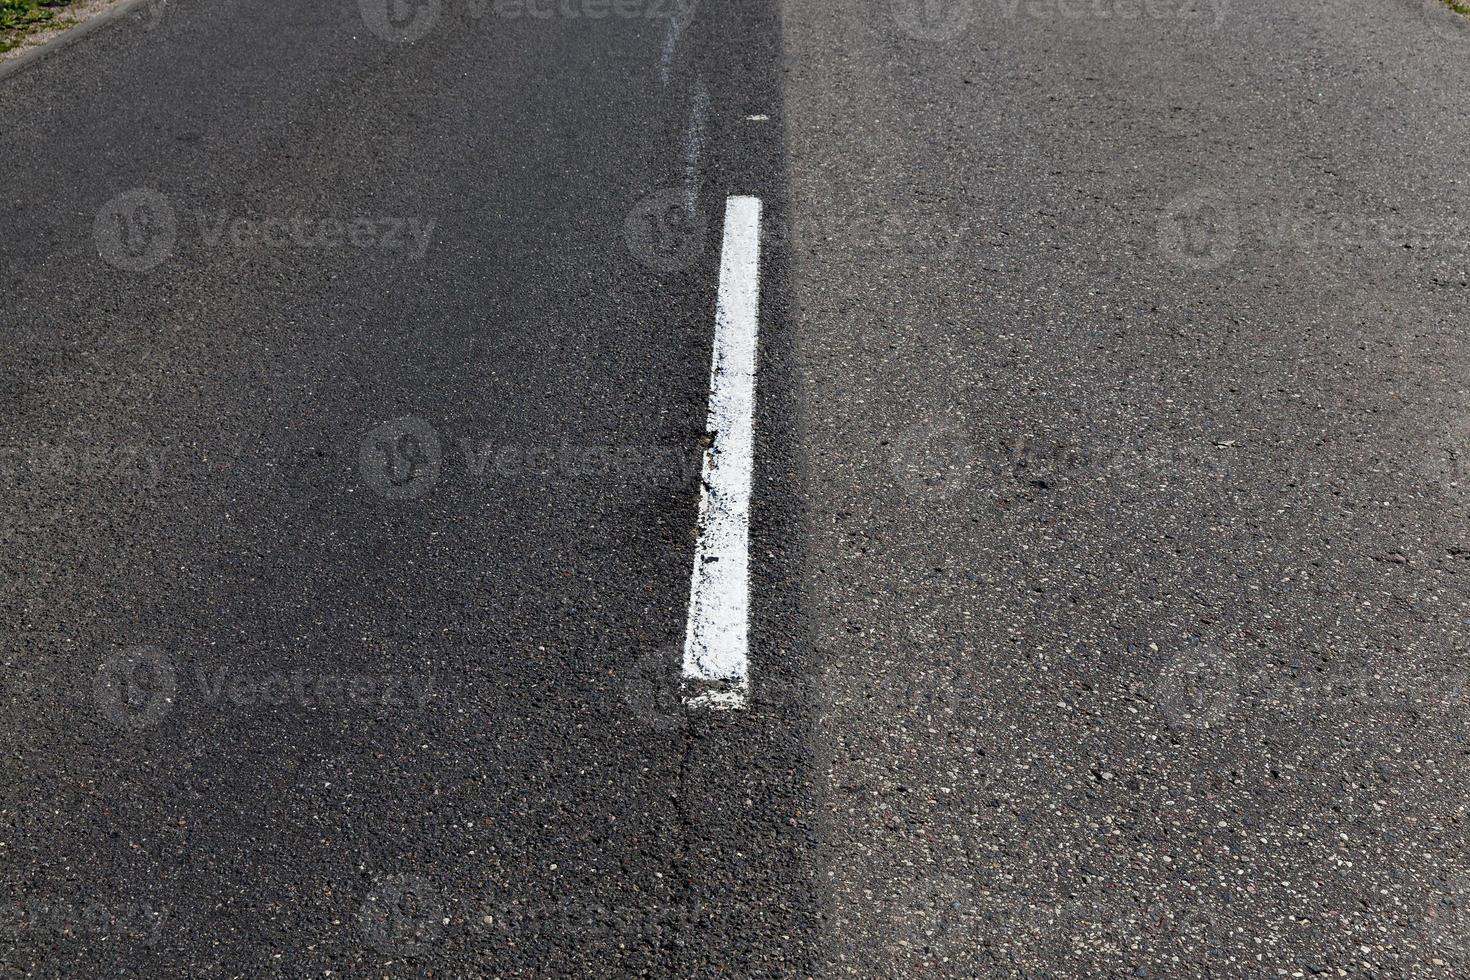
0, 0, 81, 53
1445, 0, 1470, 16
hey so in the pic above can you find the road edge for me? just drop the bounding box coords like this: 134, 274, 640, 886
0, 0, 152, 84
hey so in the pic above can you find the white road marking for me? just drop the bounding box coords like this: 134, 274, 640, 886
658, 1, 695, 87
658, 22, 679, 86
745, 114, 770, 122
681, 78, 710, 217
682, 196, 762, 711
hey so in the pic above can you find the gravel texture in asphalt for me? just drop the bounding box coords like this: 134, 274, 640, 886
788, 0, 1470, 976
4, 0, 1470, 976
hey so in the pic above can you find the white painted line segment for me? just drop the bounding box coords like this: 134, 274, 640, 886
681, 79, 710, 217
657, 0, 694, 87
682, 196, 762, 711
658, 20, 679, 87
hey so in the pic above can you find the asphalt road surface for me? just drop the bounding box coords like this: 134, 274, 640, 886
3, 0, 1470, 976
